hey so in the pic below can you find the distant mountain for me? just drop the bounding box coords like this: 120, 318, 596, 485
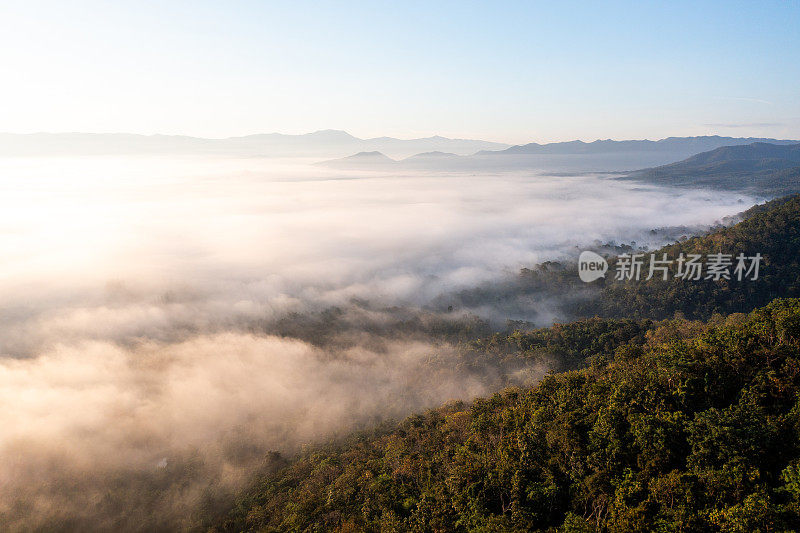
668, 142, 800, 165
0, 131, 509, 159
317, 151, 396, 169
625, 142, 800, 197
480, 136, 800, 156
404, 151, 461, 159
318, 136, 800, 173
318, 150, 467, 170
9, 132, 799, 173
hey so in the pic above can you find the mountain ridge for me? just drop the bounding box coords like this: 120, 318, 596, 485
480, 135, 800, 156
0, 130, 509, 159
317, 150, 466, 168
624, 141, 800, 196
316, 136, 800, 173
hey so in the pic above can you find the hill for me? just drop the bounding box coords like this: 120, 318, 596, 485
211, 196, 800, 531
481, 136, 800, 157
581, 194, 800, 319
318, 150, 465, 170
624, 142, 800, 196
317, 151, 396, 169
443, 195, 800, 324
214, 297, 800, 532
319, 136, 800, 174
0, 131, 509, 159
403, 151, 461, 161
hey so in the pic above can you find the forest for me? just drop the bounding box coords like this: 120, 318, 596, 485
206, 196, 800, 531
213, 299, 800, 532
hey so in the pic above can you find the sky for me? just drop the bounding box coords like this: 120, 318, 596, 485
0, 0, 798, 144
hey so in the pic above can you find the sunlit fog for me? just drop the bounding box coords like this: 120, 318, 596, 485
0, 154, 754, 529
2, 1, 798, 530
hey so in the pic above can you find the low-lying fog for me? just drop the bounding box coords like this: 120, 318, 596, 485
0, 155, 755, 530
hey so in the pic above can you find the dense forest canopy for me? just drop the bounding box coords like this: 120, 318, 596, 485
489, 194, 800, 324
214, 299, 800, 532
209, 196, 800, 532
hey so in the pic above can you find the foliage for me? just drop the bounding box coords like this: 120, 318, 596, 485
586, 195, 800, 319
213, 299, 800, 532
507, 195, 800, 322
210, 196, 800, 532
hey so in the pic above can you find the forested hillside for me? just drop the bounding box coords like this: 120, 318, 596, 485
498, 195, 800, 323
211, 196, 800, 532
215, 298, 800, 532
584, 194, 800, 319
624, 142, 800, 195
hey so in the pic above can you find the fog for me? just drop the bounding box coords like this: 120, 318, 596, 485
0, 155, 755, 530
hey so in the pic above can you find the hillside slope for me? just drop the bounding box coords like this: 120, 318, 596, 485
0, 131, 509, 159
215, 298, 800, 532
584, 194, 800, 319
481, 136, 800, 156
443, 195, 800, 324
624, 142, 800, 196
212, 197, 800, 532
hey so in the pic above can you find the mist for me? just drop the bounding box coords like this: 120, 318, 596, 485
0, 154, 755, 530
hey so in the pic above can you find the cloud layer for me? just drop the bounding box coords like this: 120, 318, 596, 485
0, 155, 755, 530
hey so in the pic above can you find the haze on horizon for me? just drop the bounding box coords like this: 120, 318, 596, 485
0, 153, 756, 529
1, 0, 799, 143
2, 1, 800, 529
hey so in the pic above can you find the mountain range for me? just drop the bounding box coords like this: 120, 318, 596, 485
479, 135, 800, 156
624, 141, 800, 197
318, 150, 464, 169
318, 139, 800, 200
0, 130, 508, 159
6, 133, 800, 171
320, 136, 800, 173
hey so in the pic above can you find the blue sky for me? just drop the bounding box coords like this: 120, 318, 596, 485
0, 0, 798, 143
